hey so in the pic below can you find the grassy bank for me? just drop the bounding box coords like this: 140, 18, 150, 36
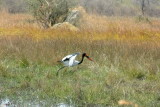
0, 12, 160, 106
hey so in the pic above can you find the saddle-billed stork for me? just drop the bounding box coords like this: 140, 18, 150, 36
56, 52, 93, 75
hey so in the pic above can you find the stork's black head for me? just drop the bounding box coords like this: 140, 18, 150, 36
82, 53, 86, 56
82, 53, 93, 61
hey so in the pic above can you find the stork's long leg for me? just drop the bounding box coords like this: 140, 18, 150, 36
56, 66, 65, 76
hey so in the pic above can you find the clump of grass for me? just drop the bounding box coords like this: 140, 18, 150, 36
125, 69, 146, 80
19, 57, 30, 68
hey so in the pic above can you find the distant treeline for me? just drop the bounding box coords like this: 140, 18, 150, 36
0, 0, 160, 17
0, 0, 28, 13
81, 0, 160, 17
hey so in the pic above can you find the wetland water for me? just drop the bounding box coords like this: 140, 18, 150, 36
0, 98, 74, 107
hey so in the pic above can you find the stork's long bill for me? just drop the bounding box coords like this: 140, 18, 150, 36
88, 57, 93, 61
85, 55, 93, 61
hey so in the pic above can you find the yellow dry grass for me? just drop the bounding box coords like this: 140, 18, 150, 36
0, 11, 160, 43
0, 11, 37, 28
118, 100, 139, 107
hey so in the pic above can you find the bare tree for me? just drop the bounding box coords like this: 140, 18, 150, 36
141, 0, 145, 15
28, 0, 78, 28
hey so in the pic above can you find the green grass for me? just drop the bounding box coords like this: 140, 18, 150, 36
0, 36, 160, 106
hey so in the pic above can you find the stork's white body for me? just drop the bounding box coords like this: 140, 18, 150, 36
56, 52, 93, 76
61, 52, 80, 67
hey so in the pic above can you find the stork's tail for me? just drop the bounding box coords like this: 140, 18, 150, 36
57, 60, 62, 62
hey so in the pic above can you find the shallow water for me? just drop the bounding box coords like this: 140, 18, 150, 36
0, 98, 74, 107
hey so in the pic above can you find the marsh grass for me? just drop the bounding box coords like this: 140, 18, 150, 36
0, 12, 160, 106
0, 36, 160, 106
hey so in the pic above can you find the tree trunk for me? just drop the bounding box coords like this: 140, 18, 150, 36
141, 0, 145, 15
